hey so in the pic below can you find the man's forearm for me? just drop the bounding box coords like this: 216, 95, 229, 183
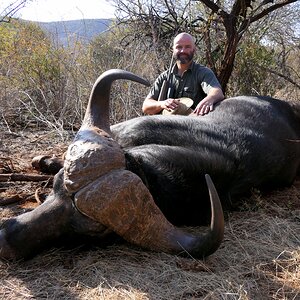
142, 98, 163, 115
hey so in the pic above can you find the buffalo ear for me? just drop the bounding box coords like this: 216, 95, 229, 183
32, 155, 64, 175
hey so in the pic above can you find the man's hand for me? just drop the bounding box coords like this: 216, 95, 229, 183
161, 98, 180, 111
193, 87, 224, 116
193, 99, 214, 116
142, 98, 181, 115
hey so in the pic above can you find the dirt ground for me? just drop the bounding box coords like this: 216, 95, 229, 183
0, 127, 299, 299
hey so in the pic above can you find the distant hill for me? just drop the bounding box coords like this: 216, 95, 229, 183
36, 19, 113, 46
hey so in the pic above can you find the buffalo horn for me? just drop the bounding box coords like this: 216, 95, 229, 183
82, 69, 150, 133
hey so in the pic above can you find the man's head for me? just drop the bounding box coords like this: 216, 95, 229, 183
173, 33, 196, 65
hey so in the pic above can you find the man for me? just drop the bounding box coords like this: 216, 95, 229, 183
142, 32, 224, 116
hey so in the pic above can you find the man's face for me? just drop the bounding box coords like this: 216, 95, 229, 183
173, 36, 195, 64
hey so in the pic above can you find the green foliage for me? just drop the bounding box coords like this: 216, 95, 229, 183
229, 37, 277, 96
1, 21, 52, 86
0, 19, 94, 134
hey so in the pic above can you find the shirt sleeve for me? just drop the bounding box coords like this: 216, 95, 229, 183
199, 66, 222, 94
146, 71, 168, 100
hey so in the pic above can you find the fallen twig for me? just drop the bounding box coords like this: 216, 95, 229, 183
34, 187, 45, 205
0, 173, 53, 182
0, 195, 23, 205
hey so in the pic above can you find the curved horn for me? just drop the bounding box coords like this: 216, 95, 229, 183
158, 174, 224, 258
83, 69, 150, 133
180, 174, 224, 257
74, 171, 224, 258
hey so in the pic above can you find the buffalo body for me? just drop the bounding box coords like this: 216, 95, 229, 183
112, 96, 300, 224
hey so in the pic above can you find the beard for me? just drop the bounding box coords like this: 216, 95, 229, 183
175, 51, 194, 64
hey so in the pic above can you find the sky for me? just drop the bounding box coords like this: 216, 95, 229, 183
0, 0, 115, 22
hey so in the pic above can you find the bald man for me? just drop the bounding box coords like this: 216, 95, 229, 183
142, 33, 224, 116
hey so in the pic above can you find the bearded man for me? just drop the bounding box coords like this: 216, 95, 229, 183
142, 32, 224, 116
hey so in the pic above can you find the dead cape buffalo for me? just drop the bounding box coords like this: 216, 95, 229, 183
1, 69, 300, 261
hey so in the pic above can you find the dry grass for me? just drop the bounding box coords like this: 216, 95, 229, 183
0, 128, 299, 300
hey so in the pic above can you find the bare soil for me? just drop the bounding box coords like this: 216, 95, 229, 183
0, 127, 299, 299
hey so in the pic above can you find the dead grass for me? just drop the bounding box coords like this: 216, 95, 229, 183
0, 127, 299, 299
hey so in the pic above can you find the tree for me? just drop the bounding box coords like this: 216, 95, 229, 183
200, 0, 298, 92
0, 0, 31, 23
112, 0, 298, 94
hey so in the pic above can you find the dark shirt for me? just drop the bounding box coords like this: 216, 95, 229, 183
146, 61, 222, 109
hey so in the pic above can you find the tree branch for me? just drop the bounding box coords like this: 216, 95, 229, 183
250, 0, 297, 23
0, 173, 53, 182
197, 0, 230, 21
258, 65, 300, 89
0, 0, 29, 22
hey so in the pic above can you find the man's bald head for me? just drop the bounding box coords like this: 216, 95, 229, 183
173, 33, 195, 48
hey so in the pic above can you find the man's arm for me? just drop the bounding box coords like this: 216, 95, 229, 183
193, 87, 224, 116
142, 98, 180, 115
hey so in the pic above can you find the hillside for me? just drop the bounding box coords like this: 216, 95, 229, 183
36, 18, 113, 46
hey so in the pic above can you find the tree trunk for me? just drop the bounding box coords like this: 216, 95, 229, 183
217, 15, 240, 94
